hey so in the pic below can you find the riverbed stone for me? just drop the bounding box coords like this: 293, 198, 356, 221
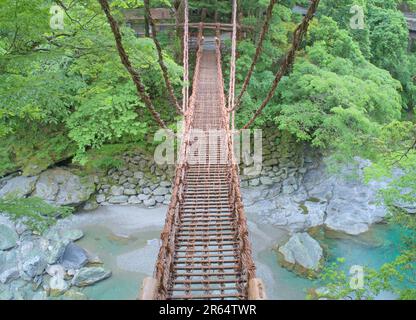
72, 267, 111, 287
0, 224, 18, 250
33, 168, 95, 206
96, 194, 106, 204
278, 233, 324, 277
60, 243, 88, 269
21, 255, 48, 279
0, 176, 38, 199
46, 241, 68, 265
0, 250, 19, 284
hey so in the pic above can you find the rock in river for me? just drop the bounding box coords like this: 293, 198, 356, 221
72, 267, 112, 287
278, 233, 324, 278
0, 224, 18, 250
33, 168, 95, 207
0, 176, 38, 199
60, 243, 88, 269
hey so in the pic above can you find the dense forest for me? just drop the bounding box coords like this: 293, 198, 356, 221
0, 0, 415, 299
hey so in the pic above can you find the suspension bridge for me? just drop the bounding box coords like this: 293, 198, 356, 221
98, 0, 320, 300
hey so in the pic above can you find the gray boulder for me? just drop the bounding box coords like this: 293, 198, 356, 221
278, 233, 324, 277
61, 229, 84, 242
33, 168, 95, 206
393, 196, 416, 214
0, 250, 19, 284
0, 224, 18, 250
44, 229, 83, 242
72, 267, 111, 287
60, 243, 88, 269
46, 241, 69, 265
0, 176, 38, 199
21, 255, 48, 279
96, 194, 106, 204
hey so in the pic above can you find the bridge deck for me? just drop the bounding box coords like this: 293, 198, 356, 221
167, 49, 244, 300
142, 33, 261, 300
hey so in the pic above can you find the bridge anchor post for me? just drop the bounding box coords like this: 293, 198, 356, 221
138, 277, 158, 300
248, 278, 267, 300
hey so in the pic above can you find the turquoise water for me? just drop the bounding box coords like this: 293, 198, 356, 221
257, 224, 405, 300
74, 223, 406, 300
75, 226, 161, 300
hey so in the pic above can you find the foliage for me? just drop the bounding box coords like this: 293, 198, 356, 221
0, 197, 74, 234
319, 0, 416, 108
0, 0, 182, 175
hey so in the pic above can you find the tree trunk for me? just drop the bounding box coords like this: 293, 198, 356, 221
144, 15, 150, 37
201, 8, 207, 22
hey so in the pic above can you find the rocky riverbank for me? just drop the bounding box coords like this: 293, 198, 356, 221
0, 128, 403, 296
0, 214, 112, 300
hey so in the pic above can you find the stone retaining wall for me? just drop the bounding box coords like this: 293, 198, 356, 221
94, 128, 308, 207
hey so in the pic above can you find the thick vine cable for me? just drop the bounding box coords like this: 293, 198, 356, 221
230, 0, 278, 112
228, 0, 238, 132
98, 0, 169, 130
183, 0, 189, 113
241, 0, 320, 130
144, 0, 183, 115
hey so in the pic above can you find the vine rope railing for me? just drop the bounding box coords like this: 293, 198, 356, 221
153, 26, 204, 300
216, 31, 257, 293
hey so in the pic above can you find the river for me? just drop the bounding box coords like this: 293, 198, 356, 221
57, 204, 404, 300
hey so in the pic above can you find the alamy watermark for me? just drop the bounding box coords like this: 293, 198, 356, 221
153, 121, 263, 176
349, 265, 365, 290
50, 5, 65, 30
350, 5, 365, 30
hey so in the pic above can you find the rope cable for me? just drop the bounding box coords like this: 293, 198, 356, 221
98, 0, 169, 130
240, 0, 320, 130
230, 0, 278, 112
144, 0, 183, 115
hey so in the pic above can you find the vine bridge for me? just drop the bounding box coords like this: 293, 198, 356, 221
99, 0, 320, 300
